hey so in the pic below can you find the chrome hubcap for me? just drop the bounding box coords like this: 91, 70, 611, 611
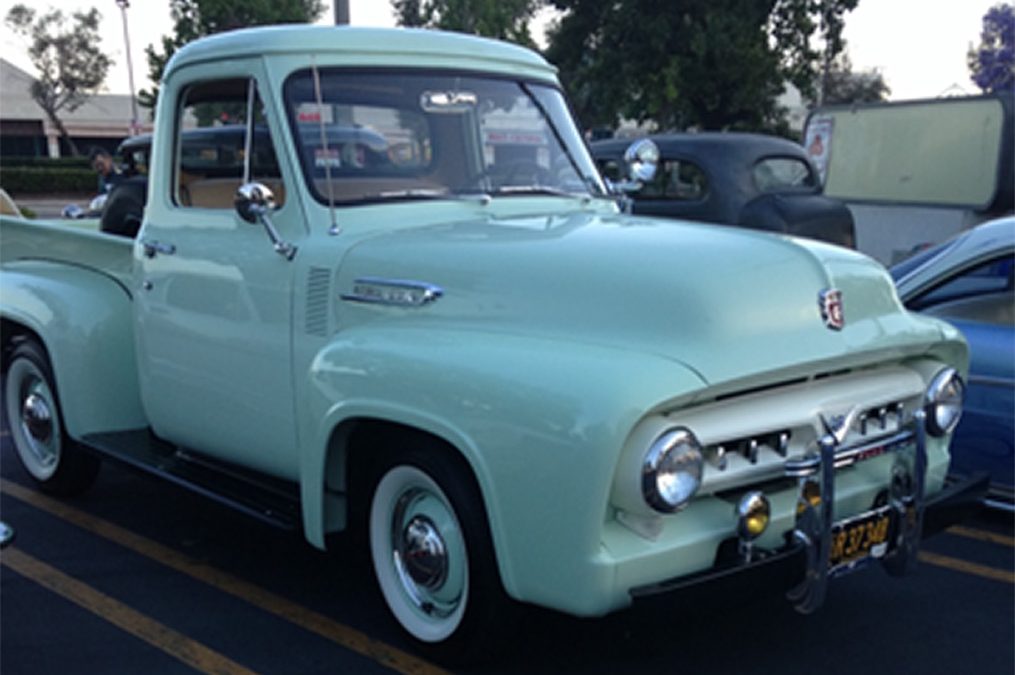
390, 486, 464, 618
22, 392, 54, 445
401, 515, 448, 590
5, 355, 62, 482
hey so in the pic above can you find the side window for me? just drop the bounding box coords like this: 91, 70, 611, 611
911, 253, 1015, 322
175, 78, 284, 209
753, 157, 816, 192
639, 159, 708, 201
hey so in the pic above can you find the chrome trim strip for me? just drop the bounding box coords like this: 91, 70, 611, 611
967, 374, 1014, 388
984, 498, 1015, 513
832, 429, 913, 469
341, 277, 443, 307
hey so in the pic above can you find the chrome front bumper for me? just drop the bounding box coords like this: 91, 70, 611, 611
629, 410, 988, 608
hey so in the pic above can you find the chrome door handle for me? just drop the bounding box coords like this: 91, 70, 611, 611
140, 239, 176, 258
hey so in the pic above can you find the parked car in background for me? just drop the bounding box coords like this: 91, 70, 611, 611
892, 217, 1015, 509
591, 133, 856, 248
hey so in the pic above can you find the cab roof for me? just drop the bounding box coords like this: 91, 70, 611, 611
165, 25, 557, 81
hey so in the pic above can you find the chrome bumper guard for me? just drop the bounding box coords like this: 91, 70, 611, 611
785, 410, 927, 613
631, 410, 988, 606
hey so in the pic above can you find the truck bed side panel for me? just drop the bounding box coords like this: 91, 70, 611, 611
2, 261, 147, 437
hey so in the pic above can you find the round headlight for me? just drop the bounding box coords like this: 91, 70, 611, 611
925, 367, 965, 437
642, 428, 704, 513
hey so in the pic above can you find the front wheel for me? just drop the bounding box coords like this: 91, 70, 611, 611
368, 446, 514, 663
4, 340, 99, 495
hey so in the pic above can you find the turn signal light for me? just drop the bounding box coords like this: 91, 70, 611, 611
737, 491, 770, 540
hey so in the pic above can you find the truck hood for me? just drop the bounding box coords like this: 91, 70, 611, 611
337, 210, 947, 387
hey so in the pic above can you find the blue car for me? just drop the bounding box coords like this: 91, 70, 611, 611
892, 217, 1015, 510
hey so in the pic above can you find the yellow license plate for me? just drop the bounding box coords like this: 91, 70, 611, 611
829, 506, 894, 571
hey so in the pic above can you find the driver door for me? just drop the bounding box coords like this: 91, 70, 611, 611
134, 62, 305, 479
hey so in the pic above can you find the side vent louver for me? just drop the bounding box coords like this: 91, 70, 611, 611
305, 267, 331, 337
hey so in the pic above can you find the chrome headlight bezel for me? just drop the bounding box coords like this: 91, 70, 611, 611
924, 367, 965, 437
641, 427, 704, 513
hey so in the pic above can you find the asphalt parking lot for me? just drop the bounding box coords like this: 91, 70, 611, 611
1, 424, 1013, 675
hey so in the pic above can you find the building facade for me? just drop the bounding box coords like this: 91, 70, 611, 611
1, 59, 152, 159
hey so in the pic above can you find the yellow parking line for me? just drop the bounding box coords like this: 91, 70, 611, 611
2, 547, 259, 675
947, 525, 1014, 548
0, 478, 448, 675
918, 551, 1014, 584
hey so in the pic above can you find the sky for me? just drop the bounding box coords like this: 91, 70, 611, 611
0, 0, 1002, 102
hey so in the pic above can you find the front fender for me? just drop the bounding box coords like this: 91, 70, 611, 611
299, 325, 707, 611
1, 261, 146, 436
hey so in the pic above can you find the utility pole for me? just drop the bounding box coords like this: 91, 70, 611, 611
334, 0, 350, 25
115, 0, 140, 135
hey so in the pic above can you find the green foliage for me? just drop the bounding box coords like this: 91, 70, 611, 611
4, 5, 113, 156
546, 0, 859, 133
820, 55, 890, 105
771, 0, 858, 103
393, 0, 540, 45
1, 156, 91, 169
0, 166, 96, 194
141, 0, 325, 114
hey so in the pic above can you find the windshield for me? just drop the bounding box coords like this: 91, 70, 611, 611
284, 69, 606, 204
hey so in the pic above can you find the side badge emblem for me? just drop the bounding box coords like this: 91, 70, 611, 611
819, 289, 844, 331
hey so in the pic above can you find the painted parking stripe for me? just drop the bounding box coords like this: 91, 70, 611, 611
918, 551, 1014, 584
946, 525, 1014, 548
2, 547, 259, 675
0, 478, 449, 675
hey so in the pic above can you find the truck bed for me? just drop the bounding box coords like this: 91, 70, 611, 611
0, 215, 134, 289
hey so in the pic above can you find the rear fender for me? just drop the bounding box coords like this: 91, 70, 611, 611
1, 261, 146, 437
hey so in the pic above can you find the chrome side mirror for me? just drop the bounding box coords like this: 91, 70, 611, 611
234, 182, 277, 223
234, 182, 296, 260
624, 138, 659, 184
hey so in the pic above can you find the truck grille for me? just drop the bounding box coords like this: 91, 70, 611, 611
665, 366, 926, 496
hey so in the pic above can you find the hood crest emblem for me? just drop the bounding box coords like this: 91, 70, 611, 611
819, 288, 844, 331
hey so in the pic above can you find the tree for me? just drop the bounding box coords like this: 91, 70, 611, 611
5, 5, 112, 156
819, 54, 890, 105
770, 0, 858, 104
393, 0, 541, 46
141, 0, 325, 114
968, 3, 1014, 94
546, 0, 859, 133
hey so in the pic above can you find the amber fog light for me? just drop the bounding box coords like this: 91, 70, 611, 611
737, 491, 770, 540
925, 368, 965, 437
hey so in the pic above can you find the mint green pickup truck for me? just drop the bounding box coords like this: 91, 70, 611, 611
0, 26, 986, 661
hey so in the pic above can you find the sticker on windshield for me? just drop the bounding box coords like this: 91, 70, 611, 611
314, 148, 341, 168
297, 103, 334, 125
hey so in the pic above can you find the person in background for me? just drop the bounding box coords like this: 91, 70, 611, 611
88, 147, 126, 194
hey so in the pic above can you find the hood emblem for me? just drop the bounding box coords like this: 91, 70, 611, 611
341, 277, 443, 307
819, 289, 844, 331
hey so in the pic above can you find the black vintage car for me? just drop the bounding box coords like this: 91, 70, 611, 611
591, 133, 855, 248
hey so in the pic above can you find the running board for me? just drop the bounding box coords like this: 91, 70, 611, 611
82, 430, 300, 530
